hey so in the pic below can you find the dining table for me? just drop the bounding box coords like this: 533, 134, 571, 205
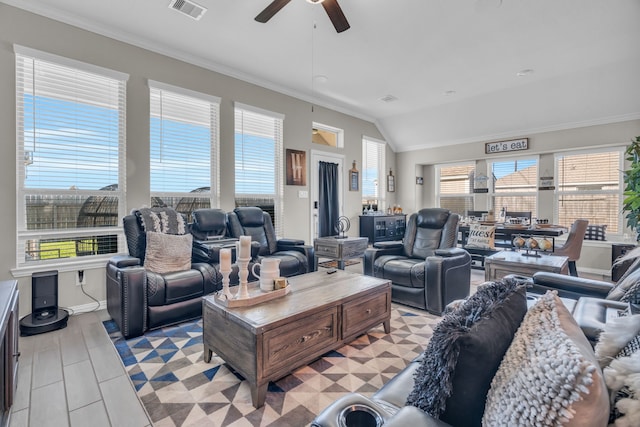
458, 223, 568, 251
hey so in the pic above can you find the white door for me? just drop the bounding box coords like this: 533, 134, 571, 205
310, 150, 344, 243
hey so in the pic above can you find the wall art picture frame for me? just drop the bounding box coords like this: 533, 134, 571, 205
349, 160, 359, 191
387, 169, 395, 192
285, 149, 306, 186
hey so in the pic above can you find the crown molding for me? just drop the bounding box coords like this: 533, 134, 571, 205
398, 112, 640, 153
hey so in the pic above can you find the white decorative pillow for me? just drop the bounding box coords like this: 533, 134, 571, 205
466, 224, 496, 249
483, 291, 609, 426
144, 231, 192, 274
595, 314, 640, 425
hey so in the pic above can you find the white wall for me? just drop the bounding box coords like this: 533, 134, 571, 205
398, 119, 640, 276
0, 4, 389, 316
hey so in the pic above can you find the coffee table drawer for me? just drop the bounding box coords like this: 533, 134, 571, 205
263, 306, 339, 373
342, 291, 390, 338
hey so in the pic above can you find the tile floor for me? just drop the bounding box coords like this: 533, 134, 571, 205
9, 309, 151, 427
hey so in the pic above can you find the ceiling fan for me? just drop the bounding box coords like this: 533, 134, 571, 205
255, 0, 350, 33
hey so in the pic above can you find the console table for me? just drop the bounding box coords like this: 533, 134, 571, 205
0, 281, 18, 427
359, 214, 406, 244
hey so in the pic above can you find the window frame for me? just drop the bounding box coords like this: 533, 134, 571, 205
149, 80, 221, 221
362, 136, 386, 210
14, 45, 128, 271
488, 155, 539, 216
312, 122, 344, 148
234, 102, 284, 237
435, 162, 476, 216
554, 146, 624, 237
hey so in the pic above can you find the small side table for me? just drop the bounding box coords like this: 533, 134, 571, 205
314, 236, 369, 270
485, 251, 569, 281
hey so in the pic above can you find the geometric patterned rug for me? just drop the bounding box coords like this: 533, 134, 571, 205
103, 306, 441, 426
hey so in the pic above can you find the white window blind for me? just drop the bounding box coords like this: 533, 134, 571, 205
362, 137, 385, 208
556, 149, 622, 234
234, 103, 284, 236
490, 158, 538, 216
436, 163, 475, 216
15, 46, 127, 266
150, 81, 220, 221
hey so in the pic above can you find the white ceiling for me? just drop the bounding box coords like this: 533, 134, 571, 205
5, 0, 640, 152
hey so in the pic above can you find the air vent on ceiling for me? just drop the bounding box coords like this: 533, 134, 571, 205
379, 95, 398, 103
168, 0, 207, 21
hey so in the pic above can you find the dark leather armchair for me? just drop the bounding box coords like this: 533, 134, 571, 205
364, 208, 472, 314
190, 208, 237, 263
227, 207, 315, 277
106, 208, 219, 339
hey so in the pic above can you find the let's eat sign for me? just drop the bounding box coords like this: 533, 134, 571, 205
485, 138, 529, 154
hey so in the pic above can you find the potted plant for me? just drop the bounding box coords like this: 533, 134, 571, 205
623, 136, 640, 240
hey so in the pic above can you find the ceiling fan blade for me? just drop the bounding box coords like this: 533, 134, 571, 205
255, 0, 292, 23
322, 0, 350, 33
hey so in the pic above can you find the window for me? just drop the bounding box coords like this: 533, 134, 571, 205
436, 163, 475, 216
555, 148, 623, 234
362, 137, 385, 210
490, 157, 538, 215
150, 81, 220, 221
234, 103, 284, 236
312, 122, 344, 148
15, 46, 127, 267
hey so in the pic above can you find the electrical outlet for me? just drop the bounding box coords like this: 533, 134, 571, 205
298, 190, 309, 198
76, 270, 86, 286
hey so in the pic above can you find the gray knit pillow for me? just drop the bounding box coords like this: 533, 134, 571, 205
143, 231, 192, 274
483, 291, 609, 426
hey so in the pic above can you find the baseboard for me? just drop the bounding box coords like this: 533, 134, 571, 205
577, 267, 611, 280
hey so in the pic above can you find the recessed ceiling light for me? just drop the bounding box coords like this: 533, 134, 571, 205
516, 69, 535, 77
379, 95, 398, 103
313, 75, 329, 84
444, 90, 457, 96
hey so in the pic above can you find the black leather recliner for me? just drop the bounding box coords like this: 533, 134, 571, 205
227, 207, 315, 277
190, 208, 237, 263
106, 208, 219, 339
364, 208, 472, 314
190, 208, 252, 284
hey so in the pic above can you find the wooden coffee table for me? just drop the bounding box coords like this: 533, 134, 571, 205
485, 251, 569, 281
202, 270, 391, 408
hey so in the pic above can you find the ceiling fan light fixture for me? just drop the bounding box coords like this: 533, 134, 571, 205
306, 0, 325, 4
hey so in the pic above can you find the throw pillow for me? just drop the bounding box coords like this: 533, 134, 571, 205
144, 231, 192, 274
483, 291, 609, 427
405, 279, 527, 426
465, 224, 496, 249
595, 314, 640, 425
584, 224, 607, 241
608, 267, 640, 301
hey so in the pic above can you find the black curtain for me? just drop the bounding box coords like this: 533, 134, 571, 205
318, 161, 339, 237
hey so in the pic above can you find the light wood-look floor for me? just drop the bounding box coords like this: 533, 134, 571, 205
9, 309, 152, 427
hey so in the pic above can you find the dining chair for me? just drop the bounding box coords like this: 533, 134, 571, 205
553, 219, 589, 276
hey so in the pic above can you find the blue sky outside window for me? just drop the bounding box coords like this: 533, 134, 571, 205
23, 94, 120, 190
150, 117, 210, 193
235, 132, 276, 195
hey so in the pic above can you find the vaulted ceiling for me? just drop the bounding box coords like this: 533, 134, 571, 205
4, 0, 640, 152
